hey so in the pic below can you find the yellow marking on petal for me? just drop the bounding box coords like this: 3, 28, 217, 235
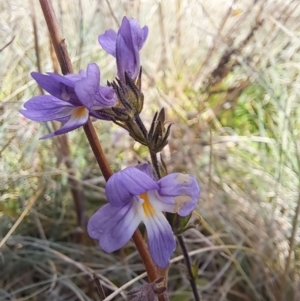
140, 192, 156, 218
73, 106, 88, 118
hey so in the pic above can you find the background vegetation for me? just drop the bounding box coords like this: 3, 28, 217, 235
1, 0, 300, 300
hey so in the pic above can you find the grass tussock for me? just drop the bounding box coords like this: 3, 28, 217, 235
1, 0, 300, 300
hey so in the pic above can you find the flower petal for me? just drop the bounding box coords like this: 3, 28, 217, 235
116, 33, 137, 82
20, 95, 74, 121
65, 74, 84, 82
158, 173, 200, 216
116, 17, 141, 81
87, 203, 141, 252
94, 85, 116, 108
40, 106, 89, 139
100, 17, 147, 82
31, 72, 63, 99
134, 163, 155, 179
74, 63, 116, 109
143, 211, 176, 268
98, 29, 117, 57
145, 190, 175, 214
106, 166, 159, 207
32, 72, 81, 105
129, 18, 149, 50
46, 73, 80, 103
47, 72, 76, 88
75, 63, 100, 109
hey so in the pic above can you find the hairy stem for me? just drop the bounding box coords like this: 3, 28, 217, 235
38, 0, 166, 296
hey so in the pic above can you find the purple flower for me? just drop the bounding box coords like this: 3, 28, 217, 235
20, 63, 116, 139
87, 164, 200, 268
99, 16, 148, 82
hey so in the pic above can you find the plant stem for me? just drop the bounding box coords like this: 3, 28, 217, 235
177, 235, 201, 301
83, 119, 113, 182
39, 0, 73, 74
38, 0, 166, 297
93, 273, 106, 300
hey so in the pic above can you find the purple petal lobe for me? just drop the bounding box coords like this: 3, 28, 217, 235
116, 17, 136, 81
87, 203, 141, 252
106, 166, 159, 207
47, 73, 76, 87
116, 17, 146, 81
75, 63, 100, 109
158, 173, 200, 216
119, 17, 132, 40
65, 74, 84, 82
32, 72, 82, 106
116, 33, 136, 82
143, 211, 176, 268
94, 85, 116, 108
98, 29, 117, 57
20, 95, 73, 121
129, 18, 148, 50
75, 63, 116, 109
31, 72, 63, 99
48, 73, 82, 105
134, 163, 155, 179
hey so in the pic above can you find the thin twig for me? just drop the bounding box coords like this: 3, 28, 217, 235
175, 0, 181, 52
77, 0, 84, 69
93, 273, 106, 300
104, 0, 120, 27
158, 1, 167, 88
0, 36, 15, 52
29, 0, 42, 84
38, 0, 165, 295
177, 235, 201, 301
